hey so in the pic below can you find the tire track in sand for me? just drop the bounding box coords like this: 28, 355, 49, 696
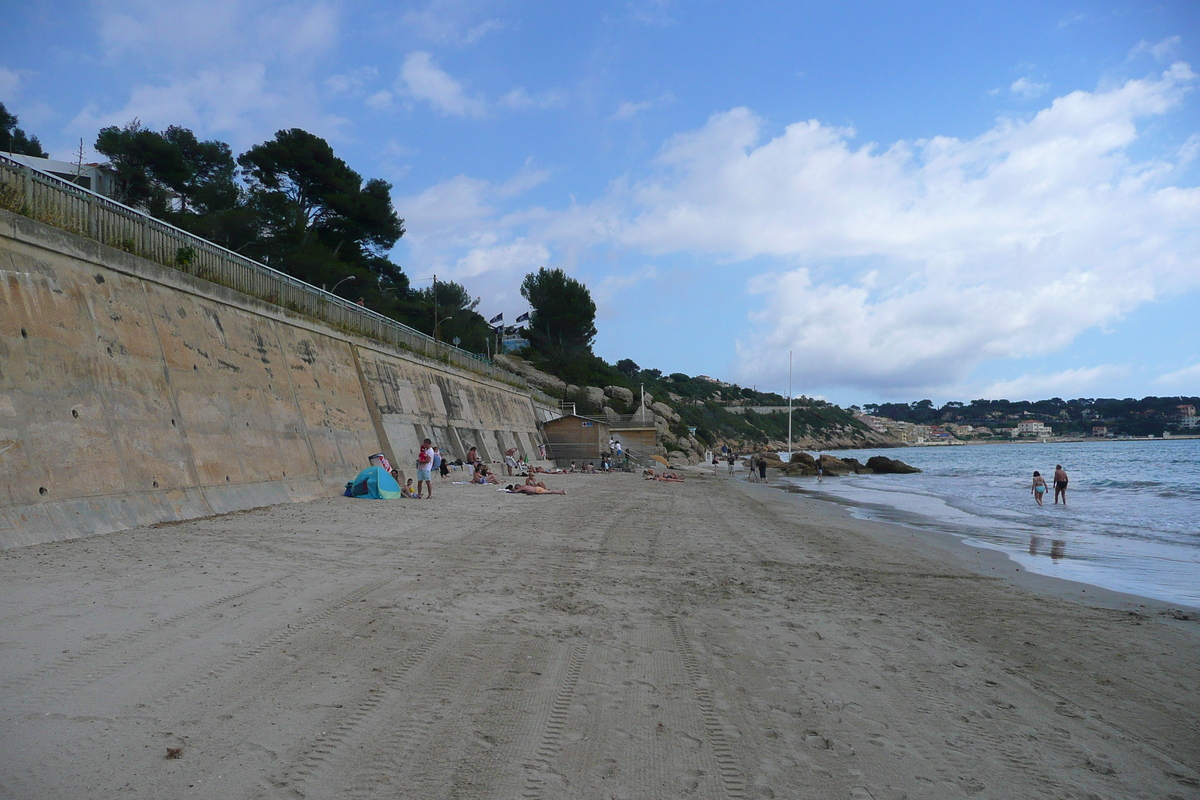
279, 624, 450, 794
669, 615, 748, 799
157, 578, 395, 702
0, 575, 290, 700
521, 641, 589, 800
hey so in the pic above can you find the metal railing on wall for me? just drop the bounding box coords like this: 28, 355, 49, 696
0, 154, 525, 387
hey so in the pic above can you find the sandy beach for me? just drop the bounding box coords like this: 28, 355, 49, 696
1, 469, 1197, 800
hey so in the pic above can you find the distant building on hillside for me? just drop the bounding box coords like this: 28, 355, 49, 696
1016, 420, 1052, 437
5, 153, 120, 199
1092, 426, 1109, 437
1177, 405, 1197, 429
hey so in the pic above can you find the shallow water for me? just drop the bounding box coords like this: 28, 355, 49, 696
785, 439, 1200, 607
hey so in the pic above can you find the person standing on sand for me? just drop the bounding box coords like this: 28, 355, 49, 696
758, 456, 768, 483
1031, 470, 1047, 506
727, 452, 736, 475
416, 439, 434, 499
1054, 465, 1069, 505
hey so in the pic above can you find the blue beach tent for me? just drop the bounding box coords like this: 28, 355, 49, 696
345, 465, 402, 499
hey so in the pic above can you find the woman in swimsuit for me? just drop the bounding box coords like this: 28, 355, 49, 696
1031, 471, 1048, 506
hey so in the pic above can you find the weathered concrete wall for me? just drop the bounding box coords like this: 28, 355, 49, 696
0, 210, 546, 548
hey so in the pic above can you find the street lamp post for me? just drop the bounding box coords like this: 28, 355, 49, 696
328, 275, 356, 295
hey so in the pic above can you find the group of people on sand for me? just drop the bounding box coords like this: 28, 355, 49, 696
1031, 464, 1069, 506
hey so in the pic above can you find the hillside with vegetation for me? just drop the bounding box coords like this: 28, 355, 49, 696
863, 397, 1200, 438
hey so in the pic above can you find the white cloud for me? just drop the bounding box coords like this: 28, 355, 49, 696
96, 0, 338, 68
565, 63, 1200, 394
453, 240, 550, 279
1131, 36, 1182, 64
593, 264, 658, 306
498, 87, 564, 110
611, 91, 676, 121
1155, 362, 1200, 391
0, 66, 23, 98
401, 0, 504, 45
68, 63, 342, 148
365, 90, 394, 110
325, 67, 380, 96
627, 0, 675, 27
612, 100, 654, 120
1010, 77, 1049, 98
977, 366, 1131, 401
79, 0, 343, 147
396, 51, 487, 118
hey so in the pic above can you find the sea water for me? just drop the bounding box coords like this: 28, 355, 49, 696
785, 439, 1200, 607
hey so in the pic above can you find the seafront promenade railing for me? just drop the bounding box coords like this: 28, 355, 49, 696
0, 154, 523, 387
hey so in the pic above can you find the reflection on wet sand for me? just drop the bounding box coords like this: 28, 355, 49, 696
1029, 535, 1067, 562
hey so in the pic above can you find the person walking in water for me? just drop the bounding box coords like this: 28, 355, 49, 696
1031, 470, 1048, 506
1054, 465, 1069, 505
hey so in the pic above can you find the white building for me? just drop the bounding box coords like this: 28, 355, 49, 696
1016, 420, 1052, 437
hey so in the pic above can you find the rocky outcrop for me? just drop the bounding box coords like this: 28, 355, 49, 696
866, 456, 921, 474
604, 385, 634, 406
814, 455, 853, 475
651, 401, 679, 423
582, 386, 606, 410
493, 354, 566, 394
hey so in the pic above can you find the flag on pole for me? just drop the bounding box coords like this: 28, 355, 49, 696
487, 312, 503, 325
515, 311, 530, 323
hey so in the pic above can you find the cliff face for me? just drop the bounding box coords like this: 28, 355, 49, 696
496, 354, 902, 462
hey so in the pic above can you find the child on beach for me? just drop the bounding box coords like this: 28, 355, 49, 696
401, 478, 417, 498
1031, 471, 1048, 506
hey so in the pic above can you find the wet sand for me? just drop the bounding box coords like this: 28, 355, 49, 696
2, 470, 1197, 799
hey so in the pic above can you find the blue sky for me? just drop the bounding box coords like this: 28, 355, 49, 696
3, 0, 1198, 406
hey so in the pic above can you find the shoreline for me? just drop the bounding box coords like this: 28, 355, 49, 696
735, 472, 1200, 617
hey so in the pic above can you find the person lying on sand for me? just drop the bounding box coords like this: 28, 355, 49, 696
505, 484, 566, 495
645, 470, 684, 482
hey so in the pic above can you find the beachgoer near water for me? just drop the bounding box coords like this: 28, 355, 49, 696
416, 439, 434, 498
758, 457, 768, 483
1054, 465, 1068, 505
1031, 471, 1047, 506
727, 452, 735, 475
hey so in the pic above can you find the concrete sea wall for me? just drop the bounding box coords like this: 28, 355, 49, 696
0, 210, 550, 549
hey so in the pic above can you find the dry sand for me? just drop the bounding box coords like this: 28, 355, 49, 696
1, 469, 1197, 799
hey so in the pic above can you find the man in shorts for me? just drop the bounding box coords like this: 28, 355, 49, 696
1054, 465, 1068, 505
